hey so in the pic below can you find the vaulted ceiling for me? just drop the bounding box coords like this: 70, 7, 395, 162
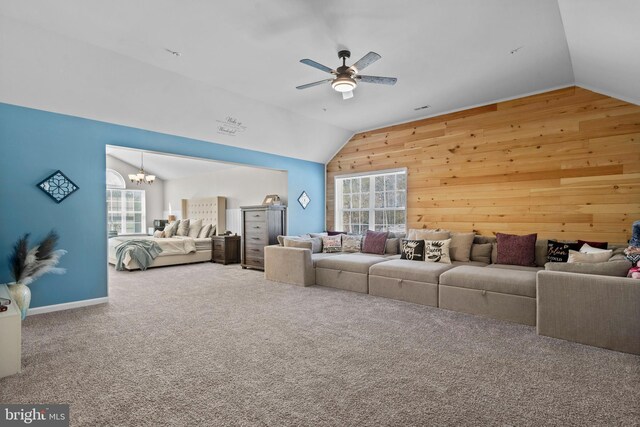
1, 0, 638, 163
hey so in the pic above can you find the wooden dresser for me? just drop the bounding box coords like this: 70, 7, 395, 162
241, 205, 287, 270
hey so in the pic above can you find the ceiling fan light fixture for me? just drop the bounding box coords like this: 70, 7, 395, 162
332, 76, 357, 93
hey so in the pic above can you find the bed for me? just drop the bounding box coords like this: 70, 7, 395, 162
108, 196, 226, 270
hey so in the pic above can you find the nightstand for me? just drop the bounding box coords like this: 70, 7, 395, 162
211, 235, 241, 265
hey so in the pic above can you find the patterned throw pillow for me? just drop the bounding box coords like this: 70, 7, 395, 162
424, 239, 452, 264
362, 230, 389, 255
322, 235, 343, 253
198, 224, 212, 238
496, 233, 537, 267
547, 240, 580, 263
400, 239, 425, 261
342, 235, 362, 253
163, 221, 179, 237
153, 230, 165, 238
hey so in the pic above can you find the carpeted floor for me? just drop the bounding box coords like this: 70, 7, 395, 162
1, 263, 639, 426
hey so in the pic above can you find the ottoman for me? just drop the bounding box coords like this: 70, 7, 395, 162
315, 254, 388, 293
439, 264, 540, 326
368, 259, 457, 306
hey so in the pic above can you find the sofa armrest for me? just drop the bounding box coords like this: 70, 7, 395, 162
264, 245, 315, 287
536, 270, 640, 355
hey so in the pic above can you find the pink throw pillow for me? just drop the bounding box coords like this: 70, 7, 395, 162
362, 230, 389, 255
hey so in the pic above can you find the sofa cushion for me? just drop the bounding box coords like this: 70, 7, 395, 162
568, 249, 612, 263
470, 243, 492, 264
316, 254, 388, 274
284, 238, 312, 251
440, 265, 537, 298
486, 264, 543, 273
385, 238, 400, 255
496, 233, 537, 267
362, 230, 388, 255
535, 239, 549, 267
310, 252, 343, 267
545, 260, 631, 277
577, 239, 608, 249
474, 235, 496, 245
450, 232, 475, 262
369, 259, 456, 283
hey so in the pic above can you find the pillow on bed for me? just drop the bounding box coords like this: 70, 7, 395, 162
176, 219, 190, 236
188, 219, 203, 238
153, 230, 164, 238
208, 225, 217, 237
198, 224, 212, 238
163, 221, 179, 237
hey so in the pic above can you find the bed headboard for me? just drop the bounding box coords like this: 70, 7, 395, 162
181, 197, 227, 232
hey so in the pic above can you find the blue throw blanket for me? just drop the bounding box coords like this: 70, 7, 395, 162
115, 239, 163, 271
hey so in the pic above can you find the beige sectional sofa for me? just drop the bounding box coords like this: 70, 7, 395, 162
263, 237, 639, 355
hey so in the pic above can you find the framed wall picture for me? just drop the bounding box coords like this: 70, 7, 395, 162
298, 191, 310, 209
262, 194, 281, 206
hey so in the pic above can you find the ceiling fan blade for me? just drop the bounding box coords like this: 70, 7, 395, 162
357, 75, 397, 85
300, 59, 335, 74
296, 79, 333, 90
342, 90, 354, 100
351, 52, 381, 72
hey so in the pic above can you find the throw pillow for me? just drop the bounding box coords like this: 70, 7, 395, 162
424, 239, 452, 264
327, 230, 346, 236
385, 238, 400, 255
400, 239, 425, 261
495, 233, 537, 267
577, 239, 608, 250
449, 232, 475, 262
470, 243, 492, 264
322, 235, 342, 253
308, 232, 328, 238
163, 221, 179, 238
208, 225, 217, 238
580, 243, 611, 254
414, 229, 450, 241
198, 224, 212, 238
342, 235, 362, 253
283, 238, 313, 251
153, 230, 165, 238
188, 219, 203, 238
176, 219, 190, 236
568, 249, 613, 263
547, 240, 580, 262
362, 230, 388, 255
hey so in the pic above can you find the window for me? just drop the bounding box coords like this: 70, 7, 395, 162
335, 169, 407, 234
106, 168, 126, 189
106, 189, 145, 234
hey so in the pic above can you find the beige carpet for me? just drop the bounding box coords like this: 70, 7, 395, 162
1, 262, 639, 426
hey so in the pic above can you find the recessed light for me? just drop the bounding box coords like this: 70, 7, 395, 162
414, 105, 430, 111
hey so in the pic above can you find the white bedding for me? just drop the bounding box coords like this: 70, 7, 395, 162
108, 236, 199, 258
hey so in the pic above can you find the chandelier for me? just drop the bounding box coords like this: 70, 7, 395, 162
128, 152, 156, 185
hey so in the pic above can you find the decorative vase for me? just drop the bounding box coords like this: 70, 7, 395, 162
8, 282, 31, 320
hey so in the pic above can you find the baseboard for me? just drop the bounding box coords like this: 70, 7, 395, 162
28, 297, 109, 316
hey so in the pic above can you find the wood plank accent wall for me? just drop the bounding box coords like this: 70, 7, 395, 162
326, 87, 640, 243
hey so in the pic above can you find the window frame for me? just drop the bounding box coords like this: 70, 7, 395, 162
106, 188, 146, 235
334, 168, 407, 234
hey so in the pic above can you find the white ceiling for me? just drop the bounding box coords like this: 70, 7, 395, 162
1, 1, 638, 163
106, 146, 259, 181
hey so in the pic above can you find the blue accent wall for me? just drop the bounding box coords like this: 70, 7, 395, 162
0, 103, 326, 308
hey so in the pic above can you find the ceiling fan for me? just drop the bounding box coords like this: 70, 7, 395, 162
296, 50, 397, 100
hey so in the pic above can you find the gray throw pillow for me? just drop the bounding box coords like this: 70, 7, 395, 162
535, 239, 549, 267
470, 243, 492, 264
176, 219, 190, 236
450, 232, 475, 262
545, 260, 631, 277
385, 238, 400, 255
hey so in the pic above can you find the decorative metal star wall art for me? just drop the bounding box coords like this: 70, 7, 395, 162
37, 170, 79, 203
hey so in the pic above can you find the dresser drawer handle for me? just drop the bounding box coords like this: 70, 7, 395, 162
253, 226, 260, 229
251, 249, 260, 252
251, 237, 260, 240
253, 214, 260, 217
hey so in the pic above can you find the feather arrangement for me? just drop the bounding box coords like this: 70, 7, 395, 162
8, 230, 66, 286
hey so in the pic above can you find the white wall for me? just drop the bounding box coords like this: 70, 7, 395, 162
106, 155, 165, 229
164, 166, 287, 234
